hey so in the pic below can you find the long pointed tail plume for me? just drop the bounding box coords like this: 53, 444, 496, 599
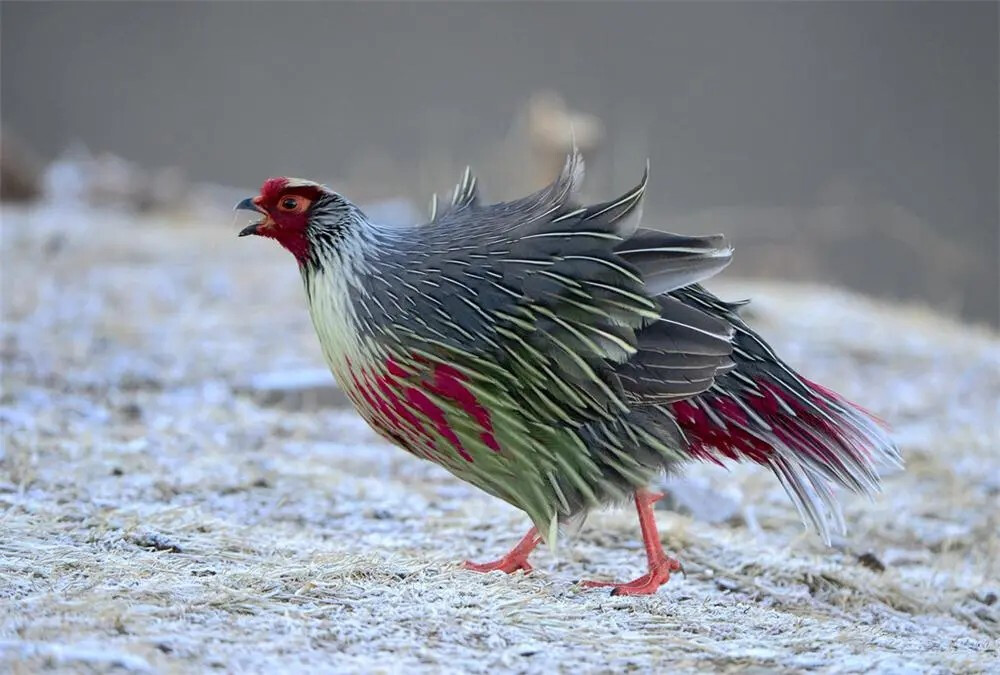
668, 285, 902, 543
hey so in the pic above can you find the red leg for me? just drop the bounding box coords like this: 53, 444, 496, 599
463, 526, 540, 574
581, 490, 682, 595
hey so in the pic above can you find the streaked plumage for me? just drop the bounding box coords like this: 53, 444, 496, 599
237, 153, 900, 594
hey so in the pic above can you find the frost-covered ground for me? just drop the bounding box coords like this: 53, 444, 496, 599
1, 204, 998, 673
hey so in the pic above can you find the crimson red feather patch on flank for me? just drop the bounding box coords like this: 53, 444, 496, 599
424, 363, 501, 453
345, 357, 500, 464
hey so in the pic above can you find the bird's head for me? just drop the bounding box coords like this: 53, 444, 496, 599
236, 177, 348, 264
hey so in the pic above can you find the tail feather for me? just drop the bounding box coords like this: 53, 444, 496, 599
668, 286, 901, 543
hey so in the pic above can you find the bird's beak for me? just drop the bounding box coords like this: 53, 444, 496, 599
234, 197, 265, 237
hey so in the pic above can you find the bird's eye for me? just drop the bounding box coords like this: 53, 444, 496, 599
278, 197, 299, 211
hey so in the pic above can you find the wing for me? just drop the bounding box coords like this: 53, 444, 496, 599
361, 153, 736, 427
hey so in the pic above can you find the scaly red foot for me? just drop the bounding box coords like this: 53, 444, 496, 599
463, 556, 534, 574
581, 490, 682, 596
581, 554, 682, 595
463, 526, 540, 575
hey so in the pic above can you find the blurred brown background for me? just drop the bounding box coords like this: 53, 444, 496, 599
2, 1, 997, 326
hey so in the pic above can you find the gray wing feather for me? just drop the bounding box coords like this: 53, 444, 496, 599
616, 229, 734, 296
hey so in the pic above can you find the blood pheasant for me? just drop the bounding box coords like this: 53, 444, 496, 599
236, 154, 899, 595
